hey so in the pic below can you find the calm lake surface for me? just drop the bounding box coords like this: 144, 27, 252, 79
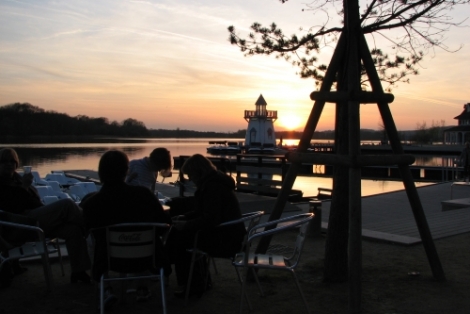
0, 138, 436, 197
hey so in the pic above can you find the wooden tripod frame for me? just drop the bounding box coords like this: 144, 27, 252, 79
256, 6, 446, 313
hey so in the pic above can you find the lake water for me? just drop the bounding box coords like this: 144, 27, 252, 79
0, 138, 434, 197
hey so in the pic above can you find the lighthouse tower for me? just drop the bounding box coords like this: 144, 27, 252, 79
244, 94, 278, 147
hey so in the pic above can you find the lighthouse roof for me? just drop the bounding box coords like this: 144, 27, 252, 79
255, 94, 267, 106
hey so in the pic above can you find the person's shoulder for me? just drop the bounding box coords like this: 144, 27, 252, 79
127, 183, 154, 196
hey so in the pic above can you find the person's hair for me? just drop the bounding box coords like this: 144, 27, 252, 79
0, 148, 19, 169
465, 141, 469, 148
149, 148, 171, 171
181, 154, 216, 184
98, 150, 129, 184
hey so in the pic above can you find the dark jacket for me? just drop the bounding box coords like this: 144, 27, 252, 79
0, 173, 43, 214
81, 182, 171, 280
169, 170, 246, 257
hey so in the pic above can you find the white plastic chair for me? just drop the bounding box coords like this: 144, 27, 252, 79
232, 213, 314, 314
184, 211, 265, 306
96, 223, 170, 314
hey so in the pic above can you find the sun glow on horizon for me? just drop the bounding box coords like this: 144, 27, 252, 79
277, 113, 304, 131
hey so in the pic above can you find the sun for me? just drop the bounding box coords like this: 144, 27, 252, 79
278, 113, 303, 131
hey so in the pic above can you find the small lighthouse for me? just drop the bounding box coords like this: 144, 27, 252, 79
244, 94, 278, 147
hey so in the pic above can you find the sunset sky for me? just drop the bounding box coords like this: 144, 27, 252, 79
1, 0, 469, 132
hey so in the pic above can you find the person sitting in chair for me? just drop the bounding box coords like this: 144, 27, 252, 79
165, 154, 246, 298
81, 150, 171, 309
125, 148, 173, 192
0, 148, 91, 284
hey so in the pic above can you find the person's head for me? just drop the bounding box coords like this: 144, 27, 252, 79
98, 150, 129, 184
149, 148, 172, 172
181, 154, 216, 186
0, 148, 20, 177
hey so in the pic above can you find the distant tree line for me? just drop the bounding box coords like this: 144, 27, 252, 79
411, 120, 447, 145
0, 103, 248, 141
148, 128, 246, 138
0, 103, 149, 138
0, 103, 447, 144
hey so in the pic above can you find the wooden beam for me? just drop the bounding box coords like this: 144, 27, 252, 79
359, 33, 446, 281
310, 91, 394, 104
287, 152, 415, 167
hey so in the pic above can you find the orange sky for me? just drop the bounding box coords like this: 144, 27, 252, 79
1, 0, 469, 132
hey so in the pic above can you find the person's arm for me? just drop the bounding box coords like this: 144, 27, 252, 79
183, 182, 223, 231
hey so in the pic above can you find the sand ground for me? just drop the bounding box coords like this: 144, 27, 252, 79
1, 230, 470, 314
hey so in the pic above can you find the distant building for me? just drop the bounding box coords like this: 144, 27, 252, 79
244, 94, 278, 147
444, 103, 470, 145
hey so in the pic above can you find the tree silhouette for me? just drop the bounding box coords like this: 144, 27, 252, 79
229, 0, 468, 91
227, 0, 466, 302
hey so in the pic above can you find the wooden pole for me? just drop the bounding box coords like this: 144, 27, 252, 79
255, 32, 347, 254
358, 34, 446, 281
345, 0, 362, 311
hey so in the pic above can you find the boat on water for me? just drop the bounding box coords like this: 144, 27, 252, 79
206, 141, 242, 155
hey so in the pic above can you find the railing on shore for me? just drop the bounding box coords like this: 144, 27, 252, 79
173, 154, 463, 183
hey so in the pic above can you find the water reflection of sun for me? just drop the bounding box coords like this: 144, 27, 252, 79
277, 113, 303, 131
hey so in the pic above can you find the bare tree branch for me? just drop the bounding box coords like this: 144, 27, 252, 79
228, 0, 470, 90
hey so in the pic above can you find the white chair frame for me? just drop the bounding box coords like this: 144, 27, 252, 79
97, 223, 170, 314
232, 213, 314, 314
184, 211, 265, 306
0, 219, 60, 292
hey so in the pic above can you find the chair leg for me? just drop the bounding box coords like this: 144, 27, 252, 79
100, 276, 105, 314
55, 239, 65, 277
210, 256, 218, 275
291, 271, 311, 314
39, 239, 53, 293
119, 273, 126, 304
235, 266, 253, 311
239, 268, 247, 314
40, 253, 53, 293
159, 268, 167, 314
49, 238, 65, 277
184, 249, 198, 305
251, 268, 264, 297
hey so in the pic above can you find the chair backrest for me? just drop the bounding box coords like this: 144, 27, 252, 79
0, 210, 41, 245
247, 213, 314, 268
218, 211, 264, 247
105, 223, 169, 274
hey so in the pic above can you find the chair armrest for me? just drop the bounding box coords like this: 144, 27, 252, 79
0, 220, 46, 247
218, 211, 265, 227
246, 213, 313, 243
